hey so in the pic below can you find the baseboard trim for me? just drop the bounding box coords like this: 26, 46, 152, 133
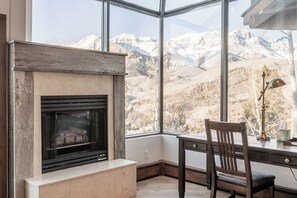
137, 161, 162, 181
137, 160, 297, 197
137, 160, 206, 185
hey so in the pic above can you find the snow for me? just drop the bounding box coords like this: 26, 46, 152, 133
66, 29, 293, 70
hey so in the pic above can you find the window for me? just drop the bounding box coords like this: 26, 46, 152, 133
32, 0, 101, 50
110, 6, 159, 135
163, 3, 221, 134
32, 0, 297, 138
228, 0, 296, 138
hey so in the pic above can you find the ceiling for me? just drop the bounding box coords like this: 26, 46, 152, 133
106, 0, 222, 18
242, 0, 297, 30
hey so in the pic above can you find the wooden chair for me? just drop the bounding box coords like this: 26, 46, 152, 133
205, 119, 275, 198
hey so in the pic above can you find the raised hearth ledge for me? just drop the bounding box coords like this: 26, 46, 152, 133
26, 159, 137, 198
26, 159, 136, 186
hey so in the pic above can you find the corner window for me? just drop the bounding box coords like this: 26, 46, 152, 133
164, 3, 221, 134
110, 6, 160, 136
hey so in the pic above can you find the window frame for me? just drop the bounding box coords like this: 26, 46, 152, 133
95, 0, 290, 138
99, 0, 229, 138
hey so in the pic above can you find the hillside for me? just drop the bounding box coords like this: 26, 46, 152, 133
66, 30, 296, 136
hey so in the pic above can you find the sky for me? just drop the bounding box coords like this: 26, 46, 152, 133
32, 0, 102, 44
32, 0, 297, 44
32, 0, 223, 43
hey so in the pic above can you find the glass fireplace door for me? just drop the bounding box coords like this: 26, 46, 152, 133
41, 95, 107, 172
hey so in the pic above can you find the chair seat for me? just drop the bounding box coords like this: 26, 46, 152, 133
218, 171, 275, 188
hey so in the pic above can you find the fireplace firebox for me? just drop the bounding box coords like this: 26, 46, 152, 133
41, 95, 108, 173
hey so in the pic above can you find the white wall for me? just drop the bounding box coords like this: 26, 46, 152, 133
127, 134, 297, 190
0, 0, 10, 40
126, 135, 162, 165
0, 0, 31, 41
162, 134, 207, 169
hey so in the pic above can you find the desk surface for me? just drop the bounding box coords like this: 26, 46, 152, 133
177, 133, 297, 168
178, 133, 297, 154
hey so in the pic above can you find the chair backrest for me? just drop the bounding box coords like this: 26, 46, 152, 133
205, 119, 252, 189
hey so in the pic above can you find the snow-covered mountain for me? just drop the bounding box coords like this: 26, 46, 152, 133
68, 34, 101, 50
111, 34, 158, 56
67, 29, 295, 72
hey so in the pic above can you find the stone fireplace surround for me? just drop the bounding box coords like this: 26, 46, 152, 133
8, 41, 133, 198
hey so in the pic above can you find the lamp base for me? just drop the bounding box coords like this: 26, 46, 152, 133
257, 136, 270, 141
257, 133, 270, 141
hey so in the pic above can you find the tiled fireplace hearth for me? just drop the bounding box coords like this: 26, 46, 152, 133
8, 41, 136, 198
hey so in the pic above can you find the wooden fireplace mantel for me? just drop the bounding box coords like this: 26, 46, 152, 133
9, 40, 126, 75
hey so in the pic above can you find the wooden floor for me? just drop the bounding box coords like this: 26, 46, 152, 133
136, 176, 243, 198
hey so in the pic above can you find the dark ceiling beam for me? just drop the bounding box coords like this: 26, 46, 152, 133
108, 0, 160, 18
164, 0, 221, 18
164, 0, 238, 18
99, 0, 238, 18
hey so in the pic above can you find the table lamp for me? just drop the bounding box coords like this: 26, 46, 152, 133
257, 71, 286, 141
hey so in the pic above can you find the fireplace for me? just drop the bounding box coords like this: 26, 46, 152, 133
41, 95, 108, 173
9, 41, 126, 198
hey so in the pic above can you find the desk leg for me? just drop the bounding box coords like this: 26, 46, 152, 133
178, 139, 185, 198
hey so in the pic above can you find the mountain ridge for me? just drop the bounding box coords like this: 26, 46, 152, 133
66, 29, 295, 70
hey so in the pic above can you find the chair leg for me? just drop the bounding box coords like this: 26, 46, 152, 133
228, 191, 235, 198
269, 184, 275, 198
210, 182, 217, 198
210, 188, 217, 198
246, 189, 253, 198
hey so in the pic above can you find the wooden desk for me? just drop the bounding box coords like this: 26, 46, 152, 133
177, 134, 297, 198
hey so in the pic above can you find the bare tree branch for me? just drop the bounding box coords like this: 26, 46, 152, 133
281, 30, 288, 35
276, 36, 288, 42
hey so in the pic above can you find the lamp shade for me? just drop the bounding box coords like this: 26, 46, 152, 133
268, 78, 286, 89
